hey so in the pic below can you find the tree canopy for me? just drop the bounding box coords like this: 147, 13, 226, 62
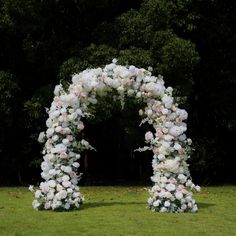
0, 0, 235, 185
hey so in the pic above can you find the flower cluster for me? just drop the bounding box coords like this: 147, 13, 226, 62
30, 59, 200, 212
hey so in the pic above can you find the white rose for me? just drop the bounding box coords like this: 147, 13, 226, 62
153, 200, 160, 207
38, 132, 45, 143
175, 191, 183, 200
157, 154, 165, 161
35, 190, 41, 199
72, 162, 80, 168
62, 139, 70, 145
62, 181, 71, 188
164, 201, 170, 207
64, 166, 72, 173
46, 128, 54, 137
55, 126, 62, 133
161, 108, 168, 115
52, 135, 59, 142
174, 143, 182, 150
59, 190, 67, 199
62, 175, 70, 182
145, 131, 153, 141
32, 200, 40, 209
48, 180, 56, 188
64, 203, 70, 210
166, 183, 176, 192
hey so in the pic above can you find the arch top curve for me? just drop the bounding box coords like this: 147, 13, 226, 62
30, 59, 200, 213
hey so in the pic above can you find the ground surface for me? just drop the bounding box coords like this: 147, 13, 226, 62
0, 186, 236, 236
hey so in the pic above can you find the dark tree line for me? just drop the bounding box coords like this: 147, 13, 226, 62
0, 0, 235, 185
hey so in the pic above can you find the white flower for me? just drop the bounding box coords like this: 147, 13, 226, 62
52, 135, 59, 142
62, 175, 70, 182
49, 169, 56, 176
47, 191, 54, 200
161, 158, 179, 173
166, 183, 176, 192
157, 154, 165, 161
187, 138, 192, 145
52, 144, 67, 153
56, 184, 63, 192
153, 200, 160, 207
112, 58, 118, 64
169, 126, 185, 137
139, 109, 143, 116
178, 174, 187, 183
54, 84, 62, 96
46, 128, 54, 137
81, 139, 89, 147
59, 190, 67, 199
195, 185, 201, 192
161, 108, 168, 115
62, 139, 70, 145
166, 87, 173, 94
29, 185, 34, 192
62, 180, 71, 188
64, 166, 72, 173
72, 162, 80, 168
35, 190, 41, 198
64, 203, 70, 210
160, 207, 167, 212
48, 180, 56, 188
147, 109, 153, 117
175, 191, 183, 200
77, 123, 84, 131
174, 143, 182, 151
32, 200, 40, 209
164, 201, 170, 207
55, 126, 62, 133
145, 131, 153, 141
161, 95, 173, 108
38, 132, 45, 143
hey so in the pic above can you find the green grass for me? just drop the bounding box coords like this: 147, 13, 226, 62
0, 186, 236, 236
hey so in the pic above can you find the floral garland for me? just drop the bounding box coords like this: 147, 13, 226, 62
29, 59, 200, 212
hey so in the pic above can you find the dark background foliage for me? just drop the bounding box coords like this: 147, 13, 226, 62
0, 0, 235, 186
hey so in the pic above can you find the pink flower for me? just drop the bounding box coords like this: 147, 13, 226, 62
60, 152, 68, 159
156, 128, 163, 138
44, 202, 51, 209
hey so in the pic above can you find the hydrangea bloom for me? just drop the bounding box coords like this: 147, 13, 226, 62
30, 59, 200, 212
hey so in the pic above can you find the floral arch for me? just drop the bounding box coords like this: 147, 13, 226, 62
30, 59, 200, 213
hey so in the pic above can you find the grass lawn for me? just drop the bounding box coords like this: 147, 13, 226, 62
0, 186, 236, 236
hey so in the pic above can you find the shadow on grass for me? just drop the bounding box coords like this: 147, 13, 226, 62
197, 202, 215, 209
80, 201, 145, 210
80, 201, 215, 211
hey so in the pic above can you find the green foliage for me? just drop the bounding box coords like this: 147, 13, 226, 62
59, 44, 118, 82
118, 47, 152, 68
116, 9, 152, 48
0, 71, 20, 126
141, 0, 199, 32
